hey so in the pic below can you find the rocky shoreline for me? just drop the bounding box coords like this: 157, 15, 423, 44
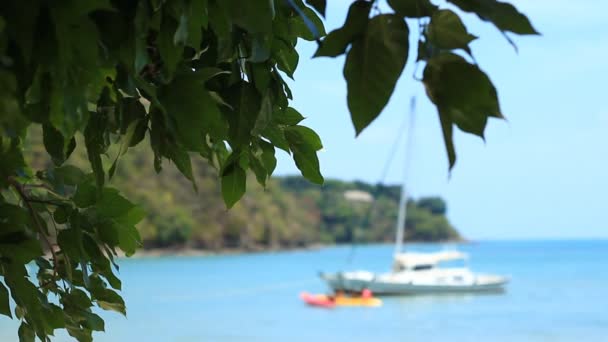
125, 239, 468, 258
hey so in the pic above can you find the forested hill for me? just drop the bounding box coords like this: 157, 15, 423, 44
25, 130, 461, 251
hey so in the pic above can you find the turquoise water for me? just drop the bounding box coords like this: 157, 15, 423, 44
1, 240, 607, 341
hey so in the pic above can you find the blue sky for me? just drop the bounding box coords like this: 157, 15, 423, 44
271, 0, 608, 240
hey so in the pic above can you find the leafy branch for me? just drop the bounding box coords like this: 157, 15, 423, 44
0, 0, 536, 340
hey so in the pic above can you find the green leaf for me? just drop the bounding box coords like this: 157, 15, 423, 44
57, 228, 84, 261
273, 40, 299, 79
53, 165, 86, 186
208, 1, 234, 61
447, 0, 539, 35
103, 208, 142, 255
0, 238, 43, 264
133, 3, 156, 73
259, 140, 277, 175
82, 311, 105, 332
276, 107, 305, 125
270, 72, 289, 108
438, 109, 457, 169
114, 64, 138, 97
115, 206, 146, 228
0, 205, 45, 263
0, 138, 25, 188
119, 98, 146, 135
48, 7, 100, 137
97, 220, 119, 247
18, 322, 35, 342
160, 72, 227, 150
63, 289, 93, 310
221, 82, 262, 148
109, 120, 139, 179
251, 63, 272, 95
221, 162, 247, 208
129, 118, 148, 147
252, 91, 273, 135
94, 288, 126, 315
285, 126, 324, 184
223, 0, 273, 33
250, 34, 272, 63
84, 113, 108, 192
287, 0, 326, 40
388, 0, 438, 18
344, 14, 409, 135
23, 68, 51, 124
262, 126, 290, 152
427, 10, 477, 53
82, 234, 104, 265
0, 282, 11, 318
174, 0, 208, 49
285, 125, 323, 151
43, 124, 76, 166
314, 1, 371, 57
46, 303, 66, 330
96, 188, 134, 218
193, 67, 231, 83
423, 53, 502, 137
305, 0, 326, 17
53, 206, 69, 224
288, 144, 323, 184
158, 14, 182, 79
117, 223, 141, 257
0, 203, 29, 232
168, 146, 197, 191
65, 326, 93, 342
73, 181, 97, 208
102, 267, 122, 291
249, 150, 268, 187
423, 53, 502, 169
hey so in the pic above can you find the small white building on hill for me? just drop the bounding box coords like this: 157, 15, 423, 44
343, 190, 374, 203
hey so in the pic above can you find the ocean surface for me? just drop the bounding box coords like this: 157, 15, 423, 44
1, 240, 607, 341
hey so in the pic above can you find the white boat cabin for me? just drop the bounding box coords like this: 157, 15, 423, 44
392, 251, 468, 272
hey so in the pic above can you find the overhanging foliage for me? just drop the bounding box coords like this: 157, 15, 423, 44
0, 0, 535, 340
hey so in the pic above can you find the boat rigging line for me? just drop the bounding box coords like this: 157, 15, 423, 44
345, 96, 417, 264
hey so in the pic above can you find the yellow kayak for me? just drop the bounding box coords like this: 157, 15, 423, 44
334, 295, 382, 307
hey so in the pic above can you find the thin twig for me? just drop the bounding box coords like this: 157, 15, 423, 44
23, 184, 69, 200
23, 183, 51, 189
25, 199, 65, 206
8, 177, 59, 281
44, 207, 60, 238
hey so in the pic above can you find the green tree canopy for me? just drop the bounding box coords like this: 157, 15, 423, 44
417, 197, 447, 215
0, 0, 535, 340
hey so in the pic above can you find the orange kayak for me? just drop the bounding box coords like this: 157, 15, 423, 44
300, 292, 335, 308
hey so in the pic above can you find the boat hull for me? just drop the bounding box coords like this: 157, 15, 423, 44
320, 273, 508, 295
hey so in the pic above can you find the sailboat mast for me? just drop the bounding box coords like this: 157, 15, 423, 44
394, 181, 408, 255
394, 97, 416, 256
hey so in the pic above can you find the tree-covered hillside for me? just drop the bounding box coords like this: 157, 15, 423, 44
26, 128, 461, 251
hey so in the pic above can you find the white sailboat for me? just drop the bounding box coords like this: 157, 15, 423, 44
320, 249, 508, 295
320, 108, 508, 295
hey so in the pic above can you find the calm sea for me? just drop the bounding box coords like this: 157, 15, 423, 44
1, 240, 607, 341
